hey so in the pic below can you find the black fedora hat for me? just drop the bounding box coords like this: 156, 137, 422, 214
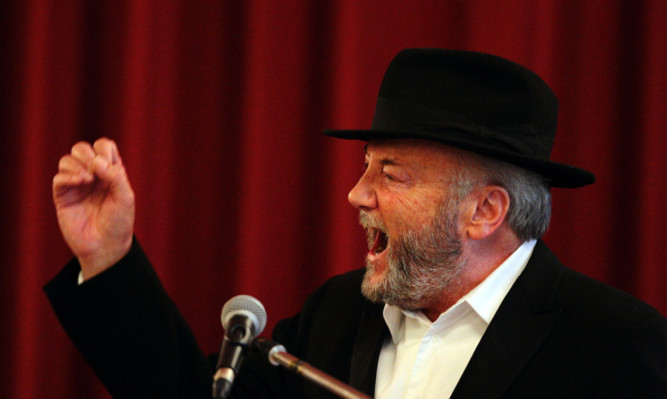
324, 49, 595, 188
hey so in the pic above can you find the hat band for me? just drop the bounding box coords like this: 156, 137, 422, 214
371, 96, 542, 156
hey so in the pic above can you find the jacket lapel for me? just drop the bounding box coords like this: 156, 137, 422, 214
348, 300, 387, 396
451, 241, 565, 399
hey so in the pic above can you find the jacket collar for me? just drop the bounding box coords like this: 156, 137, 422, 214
348, 299, 386, 395
451, 240, 564, 398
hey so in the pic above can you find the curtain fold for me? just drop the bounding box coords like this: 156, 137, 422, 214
1, 1, 663, 397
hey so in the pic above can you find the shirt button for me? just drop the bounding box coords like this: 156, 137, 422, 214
432, 335, 441, 343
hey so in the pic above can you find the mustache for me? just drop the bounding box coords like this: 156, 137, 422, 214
359, 211, 388, 250
359, 211, 386, 231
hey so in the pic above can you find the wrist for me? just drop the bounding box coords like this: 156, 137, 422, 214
78, 237, 133, 281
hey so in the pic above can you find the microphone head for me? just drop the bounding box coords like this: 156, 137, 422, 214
221, 295, 267, 335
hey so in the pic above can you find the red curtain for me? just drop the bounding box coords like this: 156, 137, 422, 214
1, 1, 664, 397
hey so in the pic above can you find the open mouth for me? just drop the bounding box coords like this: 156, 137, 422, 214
369, 228, 389, 255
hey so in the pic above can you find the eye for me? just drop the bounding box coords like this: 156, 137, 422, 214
383, 171, 395, 181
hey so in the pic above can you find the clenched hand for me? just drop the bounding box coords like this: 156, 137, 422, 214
53, 138, 135, 280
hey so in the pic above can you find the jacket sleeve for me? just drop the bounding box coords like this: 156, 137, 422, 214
44, 239, 213, 398
45, 239, 370, 398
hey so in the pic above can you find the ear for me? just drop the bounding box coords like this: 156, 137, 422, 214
465, 185, 510, 240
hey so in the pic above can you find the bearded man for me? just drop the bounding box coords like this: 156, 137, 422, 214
46, 49, 666, 398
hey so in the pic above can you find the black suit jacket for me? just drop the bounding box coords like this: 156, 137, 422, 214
45, 240, 666, 398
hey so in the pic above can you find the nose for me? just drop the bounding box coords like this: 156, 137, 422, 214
348, 173, 377, 210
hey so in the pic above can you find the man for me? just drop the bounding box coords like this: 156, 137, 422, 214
46, 49, 666, 398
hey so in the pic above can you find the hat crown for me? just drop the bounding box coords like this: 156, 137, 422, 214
373, 49, 558, 159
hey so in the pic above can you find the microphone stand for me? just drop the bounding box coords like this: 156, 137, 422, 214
254, 338, 372, 399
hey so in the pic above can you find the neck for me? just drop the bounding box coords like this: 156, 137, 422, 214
420, 232, 522, 322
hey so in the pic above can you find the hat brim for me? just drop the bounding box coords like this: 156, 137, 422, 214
323, 128, 595, 188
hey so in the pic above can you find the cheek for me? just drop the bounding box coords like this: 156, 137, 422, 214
379, 187, 442, 230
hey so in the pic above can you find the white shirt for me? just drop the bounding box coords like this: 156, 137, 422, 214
375, 240, 537, 399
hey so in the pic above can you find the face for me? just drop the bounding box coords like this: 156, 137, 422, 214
348, 139, 471, 311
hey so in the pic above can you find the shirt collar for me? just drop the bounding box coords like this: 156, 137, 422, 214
463, 239, 536, 323
383, 240, 536, 343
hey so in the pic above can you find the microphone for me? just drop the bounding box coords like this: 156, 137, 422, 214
253, 338, 372, 399
212, 295, 267, 399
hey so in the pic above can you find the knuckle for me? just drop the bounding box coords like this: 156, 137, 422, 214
71, 141, 89, 153
94, 137, 116, 148
52, 173, 65, 189
93, 137, 118, 159
71, 142, 94, 160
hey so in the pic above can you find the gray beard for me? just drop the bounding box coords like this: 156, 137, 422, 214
359, 197, 466, 311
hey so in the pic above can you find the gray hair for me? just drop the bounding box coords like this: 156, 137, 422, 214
448, 151, 552, 241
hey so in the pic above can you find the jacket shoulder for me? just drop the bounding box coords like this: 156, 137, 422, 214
524, 241, 663, 323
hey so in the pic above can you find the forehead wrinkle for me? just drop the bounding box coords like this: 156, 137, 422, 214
380, 158, 401, 166
365, 140, 458, 175
363, 144, 404, 166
